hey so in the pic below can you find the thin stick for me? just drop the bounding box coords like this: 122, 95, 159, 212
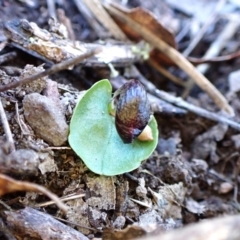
57, 9, 76, 42
152, 86, 240, 131
35, 193, 85, 208
0, 48, 102, 92
130, 65, 240, 131
82, 0, 127, 41
0, 174, 68, 212
0, 98, 15, 152
183, 0, 226, 56
104, 4, 233, 116
149, 59, 186, 87
46, 0, 56, 18
193, 15, 240, 74
73, 0, 105, 36
188, 50, 240, 64
182, 14, 240, 98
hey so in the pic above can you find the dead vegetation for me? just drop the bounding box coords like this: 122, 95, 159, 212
1, 0, 240, 239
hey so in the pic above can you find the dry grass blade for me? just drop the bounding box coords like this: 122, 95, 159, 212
0, 174, 68, 212
182, 14, 240, 98
188, 50, 240, 64
104, 4, 234, 116
82, 0, 127, 41
149, 59, 186, 87
35, 193, 85, 208
183, 0, 226, 56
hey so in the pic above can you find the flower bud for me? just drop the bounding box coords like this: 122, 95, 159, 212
114, 79, 152, 143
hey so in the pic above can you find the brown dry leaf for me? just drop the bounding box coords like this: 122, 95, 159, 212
107, 4, 240, 67
107, 4, 176, 66
104, 3, 234, 115
0, 174, 67, 212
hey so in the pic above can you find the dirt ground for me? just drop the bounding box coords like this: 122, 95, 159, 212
1, 0, 240, 240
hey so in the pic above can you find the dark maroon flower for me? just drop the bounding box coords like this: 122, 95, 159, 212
114, 79, 151, 143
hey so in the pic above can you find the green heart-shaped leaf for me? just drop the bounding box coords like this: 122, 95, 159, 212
68, 79, 158, 176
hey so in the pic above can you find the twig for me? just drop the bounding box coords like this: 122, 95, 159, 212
0, 98, 15, 152
0, 48, 102, 92
149, 59, 186, 87
57, 9, 76, 42
183, 0, 226, 56
233, 156, 240, 203
0, 199, 12, 211
175, 21, 191, 43
0, 41, 7, 51
90, 0, 185, 87
150, 85, 240, 131
46, 0, 56, 18
127, 65, 239, 130
195, 14, 240, 74
15, 102, 32, 136
35, 193, 85, 208
44, 146, 71, 150
0, 218, 16, 240
110, 75, 187, 115
82, 0, 127, 41
0, 174, 68, 212
188, 50, 240, 64
73, 0, 106, 37
182, 14, 240, 98
104, 4, 233, 116
15, 101, 24, 134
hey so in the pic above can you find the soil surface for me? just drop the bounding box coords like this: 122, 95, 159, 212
1, 1, 240, 240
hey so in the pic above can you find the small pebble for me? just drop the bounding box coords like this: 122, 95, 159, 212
23, 93, 68, 146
